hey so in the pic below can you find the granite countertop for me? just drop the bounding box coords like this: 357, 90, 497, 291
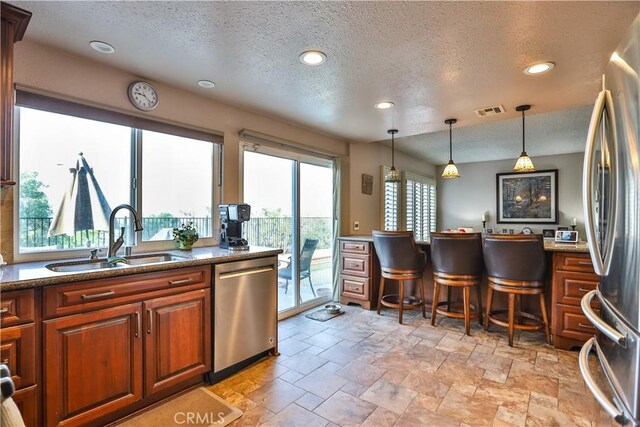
0, 246, 283, 291
339, 235, 590, 253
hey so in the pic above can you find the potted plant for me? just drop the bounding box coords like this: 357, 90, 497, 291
173, 222, 199, 250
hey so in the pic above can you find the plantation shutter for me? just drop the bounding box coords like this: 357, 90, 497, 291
404, 172, 437, 241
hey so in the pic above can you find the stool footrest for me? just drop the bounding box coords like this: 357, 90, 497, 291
435, 301, 482, 319
381, 294, 424, 309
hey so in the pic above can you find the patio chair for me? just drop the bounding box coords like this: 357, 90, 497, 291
278, 238, 319, 297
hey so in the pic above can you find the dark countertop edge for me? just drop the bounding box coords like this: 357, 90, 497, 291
338, 235, 590, 253
0, 248, 283, 291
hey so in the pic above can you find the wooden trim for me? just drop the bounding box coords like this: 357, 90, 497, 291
0, 3, 32, 41
15, 90, 224, 144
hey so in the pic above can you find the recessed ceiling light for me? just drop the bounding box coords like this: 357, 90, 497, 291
89, 40, 115, 54
299, 50, 327, 66
375, 101, 395, 110
197, 80, 216, 89
524, 62, 555, 75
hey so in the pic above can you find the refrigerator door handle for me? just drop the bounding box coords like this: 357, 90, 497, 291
583, 85, 618, 277
579, 337, 627, 424
583, 89, 607, 275
581, 290, 626, 346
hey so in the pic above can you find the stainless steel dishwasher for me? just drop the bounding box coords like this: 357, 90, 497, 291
213, 256, 278, 372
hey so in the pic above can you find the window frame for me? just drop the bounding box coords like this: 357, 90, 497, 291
13, 96, 222, 262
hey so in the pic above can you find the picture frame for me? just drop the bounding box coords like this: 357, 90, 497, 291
543, 229, 556, 238
361, 173, 373, 195
496, 169, 558, 224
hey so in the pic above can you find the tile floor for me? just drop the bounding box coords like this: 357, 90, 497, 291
209, 305, 614, 427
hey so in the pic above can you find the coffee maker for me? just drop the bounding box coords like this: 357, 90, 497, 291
219, 204, 251, 250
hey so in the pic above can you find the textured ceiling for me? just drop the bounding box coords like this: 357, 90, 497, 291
13, 1, 640, 151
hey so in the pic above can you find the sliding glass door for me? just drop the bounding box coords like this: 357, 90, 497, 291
242, 145, 334, 316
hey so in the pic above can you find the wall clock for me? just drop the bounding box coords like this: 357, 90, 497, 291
127, 81, 158, 111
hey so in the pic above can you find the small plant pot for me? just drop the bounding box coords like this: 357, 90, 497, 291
176, 241, 193, 251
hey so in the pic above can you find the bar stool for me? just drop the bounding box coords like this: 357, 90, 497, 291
372, 230, 426, 324
430, 232, 484, 335
482, 234, 550, 347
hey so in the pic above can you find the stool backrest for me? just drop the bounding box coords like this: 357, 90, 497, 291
483, 234, 546, 282
430, 233, 483, 276
372, 230, 425, 274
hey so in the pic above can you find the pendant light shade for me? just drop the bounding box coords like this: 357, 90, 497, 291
385, 129, 402, 183
513, 104, 535, 172
441, 118, 460, 179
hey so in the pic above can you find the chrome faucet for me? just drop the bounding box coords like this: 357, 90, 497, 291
108, 204, 144, 259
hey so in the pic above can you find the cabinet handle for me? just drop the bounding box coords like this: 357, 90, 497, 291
169, 278, 193, 286
147, 309, 153, 334
578, 261, 593, 265
578, 288, 592, 293
0, 308, 8, 314
134, 312, 140, 337
579, 323, 596, 330
81, 290, 115, 300
1, 359, 8, 365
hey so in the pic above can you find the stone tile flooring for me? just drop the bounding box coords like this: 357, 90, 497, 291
209, 305, 614, 426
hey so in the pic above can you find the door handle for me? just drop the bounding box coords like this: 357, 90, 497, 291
581, 290, 626, 346
582, 82, 618, 278
134, 311, 140, 337
583, 88, 607, 276
147, 309, 153, 334
579, 338, 626, 424
219, 266, 274, 280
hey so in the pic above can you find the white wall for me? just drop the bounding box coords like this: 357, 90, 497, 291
436, 152, 585, 235
348, 142, 436, 234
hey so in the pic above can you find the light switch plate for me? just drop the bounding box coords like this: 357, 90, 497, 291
353, 221, 360, 231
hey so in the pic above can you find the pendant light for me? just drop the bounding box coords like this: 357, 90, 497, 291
513, 104, 535, 172
441, 118, 460, 179
385, 129, 401, 183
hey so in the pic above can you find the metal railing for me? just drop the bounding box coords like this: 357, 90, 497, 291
18, 216, 332, 252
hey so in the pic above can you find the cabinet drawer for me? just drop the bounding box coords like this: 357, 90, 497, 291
340, 240, 370, 254
44, 265, 210, 318
0, 288, 35, 327
0, 323, 36, 389
340, 276, 369, 297
554, 304, 598, 342
554, 271, 600, 306
13, 385, 38, 427
554, 252, 596, 273
340, 254, 370, 278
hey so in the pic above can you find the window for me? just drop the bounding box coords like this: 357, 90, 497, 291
404, 172, 437, 241
381, 167, 437, 240
16, 93, 220, 257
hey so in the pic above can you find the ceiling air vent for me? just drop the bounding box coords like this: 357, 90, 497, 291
474, 105, 506, 117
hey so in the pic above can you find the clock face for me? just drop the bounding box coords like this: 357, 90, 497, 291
522, 227, 533, 235
128, 81, 158, 111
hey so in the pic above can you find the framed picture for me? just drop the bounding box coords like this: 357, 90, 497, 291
543, 229, 555, 238
361, 173, 373, 195
496, 169, 558, 224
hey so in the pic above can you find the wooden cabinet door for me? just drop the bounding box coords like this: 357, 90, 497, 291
44, 303, 143, 427
144, 288, 210, 396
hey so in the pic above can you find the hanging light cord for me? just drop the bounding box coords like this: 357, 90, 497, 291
391, 132, 395, 167
449, 122, 453, 161
521, 109, 526, 152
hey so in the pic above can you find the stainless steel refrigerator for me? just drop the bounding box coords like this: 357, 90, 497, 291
579, 13, 640, 425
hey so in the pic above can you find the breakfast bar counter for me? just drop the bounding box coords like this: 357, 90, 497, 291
338, 235, 595, 350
